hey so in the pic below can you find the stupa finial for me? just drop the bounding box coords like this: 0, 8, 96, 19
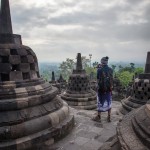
144, 52, 150, 73
0, 0, 13, 34
76, 53, 83, 70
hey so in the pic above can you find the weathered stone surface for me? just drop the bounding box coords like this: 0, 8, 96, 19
47, 101, 122, 150
117, 103, 150, 150
100, 102, 150, 150
0, 0, 74, 149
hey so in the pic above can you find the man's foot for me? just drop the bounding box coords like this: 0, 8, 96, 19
92, 115, 101, 122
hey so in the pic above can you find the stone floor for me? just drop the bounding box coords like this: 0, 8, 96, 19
41, 101, 122, 150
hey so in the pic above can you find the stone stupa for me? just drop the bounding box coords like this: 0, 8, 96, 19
57, 74, 67, 92
100, 100, 150, 150
112, 75, 124, 101
49, 71, 56, 84
61, 53, 97, 110
116, 101, 150, 150
0, 0, 74, 149
49, 72, 67, 94
120, 52, 150, 115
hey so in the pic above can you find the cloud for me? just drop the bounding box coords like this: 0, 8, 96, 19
9, 0, 150, 63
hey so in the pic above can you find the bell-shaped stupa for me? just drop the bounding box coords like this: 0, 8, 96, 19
117, 101, 150, 150
120, 52, 150, 114
0, 1, 74, 149
61, 53, 97, 110
100, 101, 150, 150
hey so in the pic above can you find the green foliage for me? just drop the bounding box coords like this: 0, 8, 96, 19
118, 63, 135, 73
114, 62, 143, 87
111, 65, 116, 76
134, 67, 144, 75
130, 63, 135, 72
93, 61, 99, 68
116, 71, 134, 87
81, 56, 90, 69
59, 56, 92, 80
85, 66, 97, 79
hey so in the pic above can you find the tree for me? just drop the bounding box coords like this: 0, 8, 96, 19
59, 58, 75, 80
116, 71, 134, 87
93, 61, 99, 68
111, 65, 116, 76
116, 64, 144, 87
85, 66, 97, 79
59, 56, 94, 80
118, 63, 135, 73
130, 63, 135, 72
81, 56, 90, 69
134, 67, 144, 77
118, 65, 123, 72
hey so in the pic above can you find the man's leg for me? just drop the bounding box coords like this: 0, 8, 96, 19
92, 111, 101, 122
107, 108, 111, 122
98, 111, 101, 120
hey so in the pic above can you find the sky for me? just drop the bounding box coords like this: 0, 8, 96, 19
9, 0, 150, 63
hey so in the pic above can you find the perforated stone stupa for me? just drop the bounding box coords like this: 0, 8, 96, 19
0, 0, 74, 149
61, 53, 97, 110
57, 74, 67, 92
49, 72, 67, 94
112, 75, 124, 101
116, 101, 150, 150
100, 100, 150, 150
120, 52, 150, 115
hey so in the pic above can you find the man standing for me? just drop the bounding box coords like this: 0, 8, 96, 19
93, 56, 113, 122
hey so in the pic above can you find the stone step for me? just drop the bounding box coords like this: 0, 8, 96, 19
61, 94, 97, 102
66, 100, 97, 106
65, 90, 96, 97
72, 104, 97, 110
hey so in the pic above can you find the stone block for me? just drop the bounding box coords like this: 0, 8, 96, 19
17, 100, 28, 109
49, 112, 60, 126
0, 126, 11, 140
74, 136, 90, 146
10, 71, 23, 81
17, 49, 27, 56
20, 63, 30, 72
0, 63, 11, 73
56, 109, 66, 122
29, 71, 37, 79
27, 55, 34, 63
0, 49, 10, 56
9, 55, 21, 64
35, 63, 39, 71
28, 96, 41, 106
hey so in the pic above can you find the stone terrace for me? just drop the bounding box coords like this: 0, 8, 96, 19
40, 101, 122, 150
